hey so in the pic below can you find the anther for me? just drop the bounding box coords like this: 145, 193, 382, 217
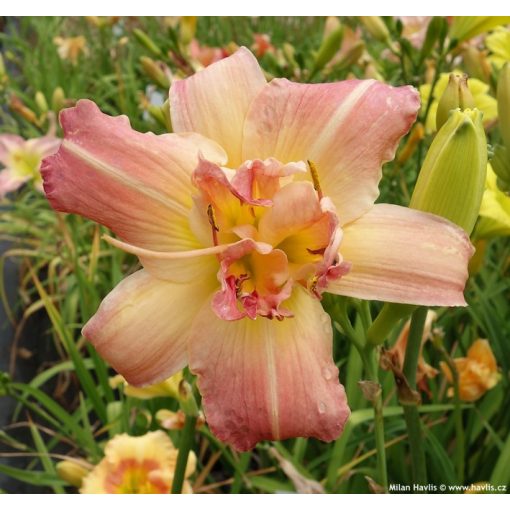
309, 274, 321, 299
307, 160, 323, 200
207, 204, 219, 246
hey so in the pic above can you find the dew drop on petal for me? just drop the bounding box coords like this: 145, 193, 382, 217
318, 401, 327, 414
322, 367, 332, 380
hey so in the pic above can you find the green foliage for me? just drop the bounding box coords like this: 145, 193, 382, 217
1, 15, 509, 495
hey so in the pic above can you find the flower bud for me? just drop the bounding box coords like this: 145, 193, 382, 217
311, 21, 344, 77
490, 145, 510, 189
51, 87, 66, 113
133, 29, 163, 58
462, 46, 491, 83
140, 56, 171, 89
179, 16, 197, 47
282, 43, 298, 75
9, 95, 38, 125
360, 16, 391, 43
56, 460, 91, 488
497, 63, 510, 153
436, 73, 475, 130
161, 98, 172, 132
178, 379, 200, 417
0, 53, 7, 86
410, 108, 487, 235
333, 42, 365, 72
35, 91, 49, 113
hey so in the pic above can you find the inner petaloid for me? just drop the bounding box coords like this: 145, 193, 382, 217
190, 156, 351, 321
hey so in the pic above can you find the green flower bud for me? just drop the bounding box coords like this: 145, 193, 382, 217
140, 56, 170, 89
491, 145, 510, 186
332, 42, 365, 73
35, 91, 49, 113
360, 16, 390, 43
178, 380, 200, 417
497, 63, 510, 153
51, 87, 66, 113
133, 29, 163, 58
311, 22, 344, 77
436, 73, 475, 130
0, 53, 7, 85
161, 98, 172, 133
56, 460, 91, 488
282, 43, 299, 75
462, 46, 491, 83
410, 108, 487, 234
179, 16, 197, 47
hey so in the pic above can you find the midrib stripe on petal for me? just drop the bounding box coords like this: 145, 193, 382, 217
309, 80, 375, 158
62, 140, 189, 216
263, 321, 280, 440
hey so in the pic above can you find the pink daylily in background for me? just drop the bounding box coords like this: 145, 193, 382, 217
189, 39, 230, 68
397, 17, 433, 49
0, 134, 60, 198
251, 33, 275, 57
42, 48, 473, 451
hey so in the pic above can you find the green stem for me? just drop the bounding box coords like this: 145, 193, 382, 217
230, 452, 251, 493
402, 307, 428, 491
441, 351, 465, 483
365, 347, 388, 492
171, 414, 197, 494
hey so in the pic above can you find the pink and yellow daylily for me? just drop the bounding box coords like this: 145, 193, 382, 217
0, 133, 60, 198
42, 48, 473, 451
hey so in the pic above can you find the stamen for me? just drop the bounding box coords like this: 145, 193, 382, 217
307, 160, 323, 200
307, 247, 326, 256
207, 203, 219, 246
309, 274, 321, 299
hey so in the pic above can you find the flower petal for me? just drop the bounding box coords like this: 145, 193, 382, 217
82, 269, 215, 386
0, 169, 26, 198
243, 79, 420, 224
170, 47, 267, 167
0, 134, 24, 164
42, 99, 227, 255
188, 286, 350, 451
328, 204, 474, 306
102, 235, 271, 283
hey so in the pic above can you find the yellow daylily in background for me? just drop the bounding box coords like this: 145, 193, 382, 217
475, 164, 510, 239
440, 339, 500, 402
81, 431, 196, 494
449, 17, 510, 43
486, 27, 510, 69
53, 36, 89, 65
109, 372, 184, 400
420, 72, 497, 132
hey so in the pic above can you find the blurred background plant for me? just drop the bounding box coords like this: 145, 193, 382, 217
0, 16, 509, 494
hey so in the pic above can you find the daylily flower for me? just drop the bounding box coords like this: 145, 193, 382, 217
475, 164, 510, 239
189, 39, 230, 68
420, 72, 497, 132
80, 431, 195, 494
156, 409, 206, 430
397, 16, 432, 49
109, 372, 183, 400
486, 27, 510, 69
0, 133, 60, 198
440, 339, 500, 402
53, 36, 89, 66
42, 48, 473, 451
251, 33, 275, 58
387, 310, 439, 393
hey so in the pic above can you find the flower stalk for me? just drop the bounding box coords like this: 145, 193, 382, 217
171, 414, 198, 494
402, 306, 428, 491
